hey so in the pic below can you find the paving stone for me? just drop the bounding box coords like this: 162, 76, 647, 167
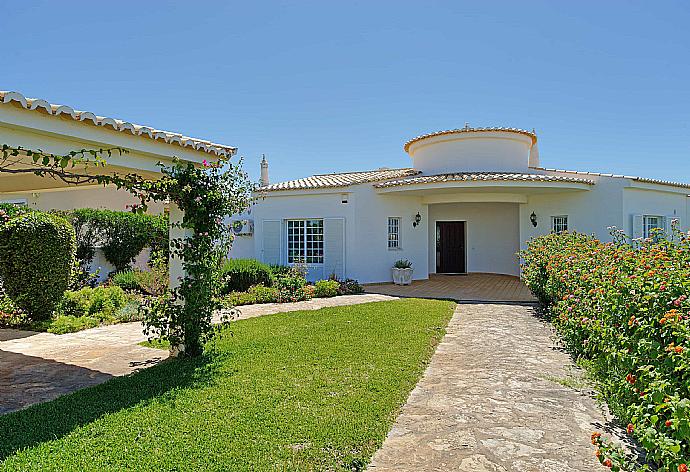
368, 303, 620, 472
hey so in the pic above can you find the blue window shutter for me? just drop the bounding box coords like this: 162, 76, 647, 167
324, 218, 345, 279
262, 220, 281, 265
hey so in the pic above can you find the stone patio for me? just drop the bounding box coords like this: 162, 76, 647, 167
367, 303, 619, 472
365, 273, 536, 303
0, 293, 396, 415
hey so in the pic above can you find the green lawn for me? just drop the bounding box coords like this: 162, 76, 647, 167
0, 299, 455, 471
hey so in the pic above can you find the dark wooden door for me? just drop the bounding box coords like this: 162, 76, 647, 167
436, 222, 466, 273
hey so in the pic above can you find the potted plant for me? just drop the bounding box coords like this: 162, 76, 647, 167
392, 259, 413, 285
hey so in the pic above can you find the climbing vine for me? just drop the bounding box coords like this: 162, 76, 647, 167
0, 144, 253, 357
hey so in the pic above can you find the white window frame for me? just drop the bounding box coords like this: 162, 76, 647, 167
286, 219, 324, 264
387, 217, 401, 249
643, 215, 663, 239
0, 198, 27, 206
551, 215, 568, 234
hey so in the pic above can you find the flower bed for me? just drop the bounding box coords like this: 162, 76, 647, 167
521, 231, 689, 471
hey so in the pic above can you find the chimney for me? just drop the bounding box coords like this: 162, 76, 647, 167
528, 130, 540, 168
260, 154, 269, 186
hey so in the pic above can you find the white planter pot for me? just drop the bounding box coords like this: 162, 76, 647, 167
392, 267, 413, 285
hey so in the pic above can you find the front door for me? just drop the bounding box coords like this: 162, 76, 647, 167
436, 221, 466, 273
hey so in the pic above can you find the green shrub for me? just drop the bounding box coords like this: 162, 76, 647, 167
0, 212, 76, 320
314, 279, 340, 298
223, 284, 280, 307
111, 265, 168, 296
220, 259, 273, 294
0, 294, 24, 327
274, 269, 310, 303
111, 270, 140, 291
57, 286, 127, 320
248, 284, 280, 304
47, 315, 101, 334
113, 299, 145, 323
521, 231, 690, 471
64, 209, 168, 272
340, 278, 364, 295
224, 291, 257, 307
328, 275, 365, 295
268, 264, 291, 278
0, 203, 32, 227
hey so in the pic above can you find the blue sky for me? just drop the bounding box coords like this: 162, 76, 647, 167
3, 1, 689, 184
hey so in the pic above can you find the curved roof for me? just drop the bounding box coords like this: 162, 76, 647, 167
0, 91, 237, 158
374, 172, 594, 188
404, 126, 537, 153
258, 168, 419, 191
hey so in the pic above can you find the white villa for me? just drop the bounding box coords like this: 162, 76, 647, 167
1, 90, 687, 285
231, 126, 690, 283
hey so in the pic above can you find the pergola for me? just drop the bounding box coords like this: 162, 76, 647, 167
0, 91, 237, 286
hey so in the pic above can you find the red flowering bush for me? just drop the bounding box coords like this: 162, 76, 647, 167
521, 230, 690, 471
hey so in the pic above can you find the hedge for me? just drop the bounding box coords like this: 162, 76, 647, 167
219, 259, 274, 294
521, 231, 690, 471
0, 212, 76, 320
65, 209, 168, 272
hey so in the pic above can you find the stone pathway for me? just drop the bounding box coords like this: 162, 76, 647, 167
0, 293, 396, 415
368, 303, 618, 472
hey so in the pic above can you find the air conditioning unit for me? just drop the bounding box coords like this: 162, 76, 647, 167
231, 219, 254, 236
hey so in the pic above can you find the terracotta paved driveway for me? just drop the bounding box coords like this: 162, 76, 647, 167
365, 273, 536, 303
0, 293, 396, 415
368, 303, 621, 472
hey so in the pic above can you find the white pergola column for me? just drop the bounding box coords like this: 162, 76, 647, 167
168, 204, 192, 290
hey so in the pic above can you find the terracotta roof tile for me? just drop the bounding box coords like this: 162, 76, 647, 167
258, 168, 419, 191
0, 91, 237, 158
374, 172, 595, 188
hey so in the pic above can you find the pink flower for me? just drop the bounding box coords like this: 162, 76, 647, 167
202, 159, 208, 167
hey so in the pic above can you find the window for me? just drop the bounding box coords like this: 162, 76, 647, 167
643, 215, 663, 239
287, 219, 323, 263
0, 199, 27, 206
388, 217, 401, 249
551, 215, 568, 233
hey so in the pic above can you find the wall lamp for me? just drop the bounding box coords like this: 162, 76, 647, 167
413, 212, 422, 228
530, 211, 538, 227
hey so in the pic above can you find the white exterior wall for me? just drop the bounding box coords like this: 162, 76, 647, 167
407, 132, 534, 174
231, 184, 429, 284
519, 175, 626, 249
519, 174, 690, 251
351, 185, 428, 283
427, 203, 520, 276
622, 187, 689, 236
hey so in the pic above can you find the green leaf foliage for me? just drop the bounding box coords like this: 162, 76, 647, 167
64, 209, 168, 272
0, 212, 76, 321
521, 231, 690, 471
219, 258, 274, 294
314, 279, 340, 298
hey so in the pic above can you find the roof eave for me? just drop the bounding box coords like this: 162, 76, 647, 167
0, 91, 237, 160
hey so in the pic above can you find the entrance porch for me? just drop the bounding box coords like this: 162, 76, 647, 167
364, 273, 535, 303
